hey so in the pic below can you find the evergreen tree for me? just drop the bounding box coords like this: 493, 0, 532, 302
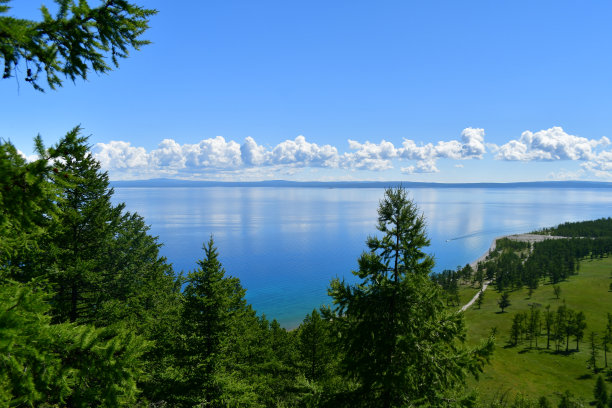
0, 138, 58, 282
574, 311, 587, 351
604, 313, 612, 368
298, 309, 333, 382
594, 375, 608, 408
544, 305, 553, 350
510, 313, 523, 346
590, 332, 600, 373
538, 396, 552, 408
328, 187, 494, 407
528, 305, 541, 349
44, 127, 126, 323
553, 284, 562, 300
178, 237, 264, 406
498, 292, 511, 313
557, 390, 582, 408
0, 0, 156, 91
476, 289, 485, 309
0, 276, 146, 406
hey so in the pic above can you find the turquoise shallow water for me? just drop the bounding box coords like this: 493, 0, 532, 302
111, 187, 612, 328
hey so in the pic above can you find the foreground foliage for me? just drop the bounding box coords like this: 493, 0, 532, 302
0, 0, 156, 91
328, 188, 494, 407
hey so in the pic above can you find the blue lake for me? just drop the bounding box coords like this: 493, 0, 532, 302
111, 187, 612, 328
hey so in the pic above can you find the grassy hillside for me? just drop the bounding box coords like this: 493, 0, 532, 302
462, 256, 612, 405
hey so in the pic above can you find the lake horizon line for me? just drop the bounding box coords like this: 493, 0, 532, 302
110, 179, 612, 189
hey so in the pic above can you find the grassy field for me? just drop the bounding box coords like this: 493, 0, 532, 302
461, 256, 612, 405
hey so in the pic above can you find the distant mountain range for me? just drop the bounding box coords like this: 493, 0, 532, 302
110, 179, 612, 189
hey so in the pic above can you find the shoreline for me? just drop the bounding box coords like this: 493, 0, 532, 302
461, 233, 568, 312
468, 233, 568, 270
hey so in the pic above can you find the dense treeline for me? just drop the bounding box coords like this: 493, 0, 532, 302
537, 218, 612, 238
479, 236, 612, 293
1, 135, 495, 406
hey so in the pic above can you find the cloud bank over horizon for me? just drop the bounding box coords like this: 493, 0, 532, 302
92, 127, 612, 181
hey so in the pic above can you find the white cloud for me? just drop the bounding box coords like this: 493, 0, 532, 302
270, 136, 339, 167
93, 141, 148, 169
150, 139, 185, 169
342, 139, 397, 170
240, 136, 267, 166
401, 159, 439, 174
93, 129, 487, 179
398, 128, 485, 161
581, 151, 612, 178
495, 127, 609, 161
460, 127, 486, 158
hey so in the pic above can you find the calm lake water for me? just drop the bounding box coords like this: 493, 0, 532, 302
111, 187, 612, 328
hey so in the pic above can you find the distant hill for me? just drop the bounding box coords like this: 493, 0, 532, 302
110, 179, 612, 189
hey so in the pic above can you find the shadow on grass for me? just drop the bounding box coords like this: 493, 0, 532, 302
576, 373, 592, 380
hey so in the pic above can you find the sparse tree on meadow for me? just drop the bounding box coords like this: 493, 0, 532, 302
574, 311, 587, 351
476, 290, 485, 309
544, 305, 553, 350
603, 313, 612, 368
590, 332, 600, 373
594, 375, 608, 408
498, 292, 511, 313
553, 284, 562, 300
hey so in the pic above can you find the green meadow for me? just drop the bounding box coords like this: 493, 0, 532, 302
461, 256, 612, 404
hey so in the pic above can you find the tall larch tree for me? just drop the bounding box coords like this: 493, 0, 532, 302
328, 187, 494, 408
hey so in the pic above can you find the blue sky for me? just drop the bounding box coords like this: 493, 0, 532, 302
3, 0, 612, 182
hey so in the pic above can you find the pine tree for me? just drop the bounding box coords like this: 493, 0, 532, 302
328, 187, 494, 407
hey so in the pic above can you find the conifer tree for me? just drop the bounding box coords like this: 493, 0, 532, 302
590, 332, 600, 373
328, 187, 494, 407
179, 236, 251, 406
298, 309, 333, 382
0, 0, 157, 91
0, 276, 146, 406
476, 289, 485, 309
604, 313, 612, 368
45, 127, 125, 323
498, 292, 511, 313
544, 305, 553, 349
594, 375, 608, 408
574, 311, 587, 351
